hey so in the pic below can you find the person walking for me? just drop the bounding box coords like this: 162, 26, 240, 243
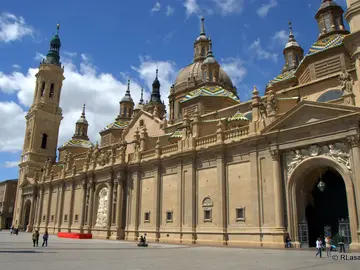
315, 238, 322, 258
338, 235, 346, 253
42, 231, 49, 247
325, 236, 331, 257
285, 235, 292, 248
32, 230, 39, 247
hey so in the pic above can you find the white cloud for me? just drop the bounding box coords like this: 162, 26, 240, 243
212, 0, 244, 15
12, 64, 21, 69
3, 161, 19, 168
271, 30, 288, 47
257, 0, 278, 18
249, 38, 278, 62
132, 56, 178, 113
220, 57, 247, 86
166, 5, 175, 16
184, 0, 200, 16
184, 0, 244, 16
64, 51, 77, 58
0, 53, 177, 153
151, 2, 161, 13
0, 12, 33, 43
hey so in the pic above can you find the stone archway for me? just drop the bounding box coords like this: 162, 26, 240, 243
287, 156, 359, 250
22, 200, 31, 230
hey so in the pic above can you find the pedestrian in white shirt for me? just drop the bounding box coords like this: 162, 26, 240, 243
315, 238, 322, 258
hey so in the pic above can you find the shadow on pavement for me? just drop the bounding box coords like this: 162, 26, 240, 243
0, 250, 56, 254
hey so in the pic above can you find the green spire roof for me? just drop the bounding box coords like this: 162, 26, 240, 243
45, 24, 61, 66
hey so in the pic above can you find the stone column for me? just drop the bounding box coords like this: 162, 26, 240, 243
36, 186, 44, 228
107, 178, 114, 231
154, 164, 161, 241
115, 173, 125, 236
87, 177, 95, 231
45, 184, 52, 230
216, 150, 227, 244
270, 149, 285, 230
28, 188, 37, 231
18, 192, 24, 228
80, 180, 87, 232
67, 180, 75, 232
56, 181, 65, 232
347, 135, 360, 231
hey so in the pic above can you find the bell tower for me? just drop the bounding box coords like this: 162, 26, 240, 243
13, 24, 65, 230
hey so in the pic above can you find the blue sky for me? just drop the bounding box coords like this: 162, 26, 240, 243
0, 0, 349, 181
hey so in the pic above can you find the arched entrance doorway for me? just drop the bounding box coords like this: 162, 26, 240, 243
287, 156, 358, 249
22, 200, 31, 230
299, 167, 349, 246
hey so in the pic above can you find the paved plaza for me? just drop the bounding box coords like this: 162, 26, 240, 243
0, 231, 359, 270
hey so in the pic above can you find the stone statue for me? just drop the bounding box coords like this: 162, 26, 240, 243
339, 69, 353, 95
92, 143, 100, 163
95, 187, 109, 227
286, 150, 305, 175
85, 146, 93, 164
98, 150, 111, 166
265, 91, 277, 116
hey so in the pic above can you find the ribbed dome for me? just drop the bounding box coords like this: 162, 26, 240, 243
174, 60, 234, 93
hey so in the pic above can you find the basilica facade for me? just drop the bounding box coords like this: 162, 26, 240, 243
13, 0, 360, 250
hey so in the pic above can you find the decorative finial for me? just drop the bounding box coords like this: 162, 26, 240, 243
200, 17, 205, 35
156, 67, 159, 79
56, 23, 60, 35
140, 87, 144, 104
82, 104, 86, 117
252, 85, 259, 96
209, 38, 212, 51
126, 78, 131, 94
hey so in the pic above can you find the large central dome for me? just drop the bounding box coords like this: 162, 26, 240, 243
172, 17, 235, 95
174, 61, 234, 93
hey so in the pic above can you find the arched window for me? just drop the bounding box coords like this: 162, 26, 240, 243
49, 83, 54, 98
324, 15, 332, 33
41, 134, 48, 149
123, 107, 127, 116
201, 47, 205, 56
202, 197, 213, 222
288, 53, 293, 65
139, 119, 144, 127
203, 71, 207, 82
40, 82, 46, 96
244, 111, 253, 121
209, 70, 213, 82
316, 89, 343, 103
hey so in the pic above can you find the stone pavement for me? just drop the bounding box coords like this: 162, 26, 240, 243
0, 231, 359, 270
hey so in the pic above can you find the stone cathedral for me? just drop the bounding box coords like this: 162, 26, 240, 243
13, 0, 360, 250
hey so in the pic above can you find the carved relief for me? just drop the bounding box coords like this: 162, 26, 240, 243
98, 149, 111, 166
339, 69, 353, 95
95, 187, 108, 227
285, 143, 351, 177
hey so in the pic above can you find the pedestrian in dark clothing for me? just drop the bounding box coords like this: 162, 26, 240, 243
42, 231, 49, 247
315, 238, 322, 258
338, 235, 346, 253
32, 230, 39, 247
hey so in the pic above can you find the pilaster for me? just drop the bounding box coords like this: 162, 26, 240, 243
67, 180, 75, 232
45, 184, 52, 230
216, 149, 227, 245
56, 181, 65, 232
36, 186, 44, 229
87, 175, 95, 232
154, 162, 162, 241
106, 176, 114, 235
80, 179, 87, 232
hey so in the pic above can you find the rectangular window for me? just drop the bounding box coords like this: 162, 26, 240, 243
204, 209, 212, 222
74, 214, 79, 223
166, 211, 173, 223
42, 215, 46, 222
51, 215, 54, 222
64, 214, 68, 222
144, 212, 150, 223
236, 207, 245, 221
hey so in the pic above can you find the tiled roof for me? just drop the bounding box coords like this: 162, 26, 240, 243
60, 139, 94, 149
103, 120, 129, 131
180, 86, 240, 103
168, 130, 182, 144
308, 34, 346, 55
268, 70, 296, 85
227, 111, 250, 122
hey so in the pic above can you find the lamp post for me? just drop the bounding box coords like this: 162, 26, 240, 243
317, 168, 326, 192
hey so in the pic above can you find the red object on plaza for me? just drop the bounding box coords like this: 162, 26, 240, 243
57, 232, 92, 239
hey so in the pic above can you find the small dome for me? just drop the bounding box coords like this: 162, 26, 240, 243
285, 40, 300, 49
173, 60, 234, 94
76, 117, 88, 124
50, 34, 61, 46
120, 95, 134, 103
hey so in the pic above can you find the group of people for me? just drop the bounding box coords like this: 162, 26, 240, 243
10, 226, 20, 235
315, 235, 346, 258
31, 230, 49, 247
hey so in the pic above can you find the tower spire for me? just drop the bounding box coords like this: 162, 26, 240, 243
200, 17, 205, 35
288, 21, 295, 41
140, 87, 144, 105
44, 24, 62, 66
81, 104, 86, 118
126, 79, 131, 95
